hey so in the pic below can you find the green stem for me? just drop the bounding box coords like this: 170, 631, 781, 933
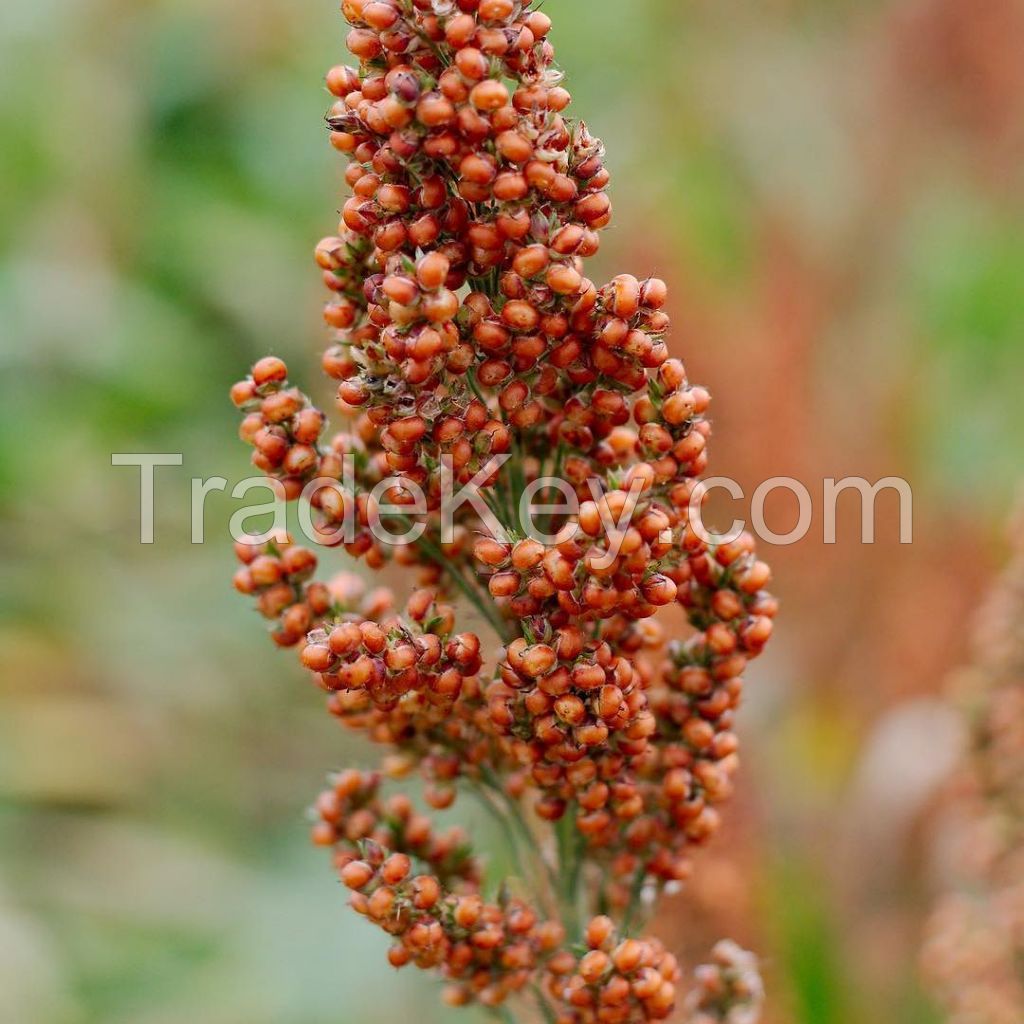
466, 368, 488, 406
621, 865, 649, 936
465, 368, 520, 539
532, 985, 558, 1024
473, 785, 529, 881
396, 516, 513, 643
567, 834, 584, 935
543, 442, 566, 536
478, 767, 560, 913
509, 436, 529, 535
555, 808, 584, 942
482, 488, 515, 539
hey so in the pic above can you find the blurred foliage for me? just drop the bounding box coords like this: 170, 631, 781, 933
1, 0, 1021, 1022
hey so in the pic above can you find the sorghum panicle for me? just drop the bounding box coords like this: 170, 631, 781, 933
230, 2, 777, 1020
921, 504, 1024, 1024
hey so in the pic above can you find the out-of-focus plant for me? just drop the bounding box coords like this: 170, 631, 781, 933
228, 1, 776, 1021
921, 500, 1024, 1024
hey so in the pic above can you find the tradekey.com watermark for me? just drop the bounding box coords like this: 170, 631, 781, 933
112, 453, 914, 559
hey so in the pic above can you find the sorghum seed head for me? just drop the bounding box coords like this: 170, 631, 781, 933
230, 0, 778, 1013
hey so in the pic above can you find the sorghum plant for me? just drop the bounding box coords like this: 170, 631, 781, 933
921, 504, 1024, 1024
230, 2, 776, 1021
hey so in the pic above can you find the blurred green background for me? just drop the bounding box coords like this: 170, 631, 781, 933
1, 0, 1022, 1021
